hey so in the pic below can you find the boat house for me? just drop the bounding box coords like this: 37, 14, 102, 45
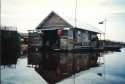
31, 11, 102, 50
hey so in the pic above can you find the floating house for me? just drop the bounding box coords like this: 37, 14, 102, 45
29, 11, 102, 51
28, 11, 102, 65
27, 11, 122, 83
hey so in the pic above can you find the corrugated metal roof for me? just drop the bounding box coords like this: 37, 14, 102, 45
37, 11, 103, 34
59, 14, 103, 33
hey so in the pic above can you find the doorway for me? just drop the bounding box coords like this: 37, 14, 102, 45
42, 29, 60, 49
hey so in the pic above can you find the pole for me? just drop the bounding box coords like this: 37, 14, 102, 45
98, 17, 107, 80
104, 17, 106, 42
75, 0, 77, 28
73, 0, 77, 84
104, 17, 106, 80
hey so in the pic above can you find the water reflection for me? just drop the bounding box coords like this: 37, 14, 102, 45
35, 51, 101, 84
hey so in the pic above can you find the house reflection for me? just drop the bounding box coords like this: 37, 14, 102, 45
35, 51, 100, 84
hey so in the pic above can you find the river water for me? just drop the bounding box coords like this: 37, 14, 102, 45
57, 48, 125, 84
1, 48, 125, 84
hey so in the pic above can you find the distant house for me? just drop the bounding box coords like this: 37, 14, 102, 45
19, 33, 28, 56
34, 11, 102, 50
1, 26, 20, 65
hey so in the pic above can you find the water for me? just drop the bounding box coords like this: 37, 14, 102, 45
1, 48, 125, 84
57, 48, 125, 84
35, 51, 100, 83
1, 57, 47, 84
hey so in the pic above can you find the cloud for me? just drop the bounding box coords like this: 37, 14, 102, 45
1, 0, 125, 33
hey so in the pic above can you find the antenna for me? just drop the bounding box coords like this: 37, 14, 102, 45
75, 0, 77, 27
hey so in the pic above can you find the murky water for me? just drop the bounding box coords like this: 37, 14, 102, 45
1, 48, 125, 84
1, 57, 47, 84
57, 48, 125, 84
35, 48, 125, 84
35, 51, 100, 83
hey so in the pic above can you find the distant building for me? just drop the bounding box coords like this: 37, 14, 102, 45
19, 33, 28, 56
20, 33, 28, 44
0, 26, 20, 65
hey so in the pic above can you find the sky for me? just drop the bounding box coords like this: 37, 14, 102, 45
1, 0, 125, 42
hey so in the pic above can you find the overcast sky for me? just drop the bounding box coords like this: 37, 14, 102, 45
1, 0, 125, 42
